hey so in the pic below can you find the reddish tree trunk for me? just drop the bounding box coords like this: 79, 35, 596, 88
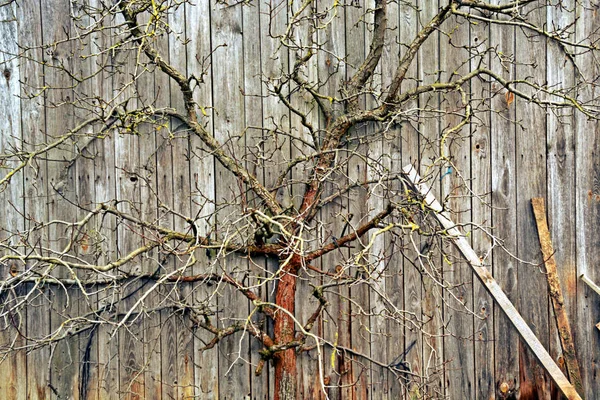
273, 261, 298, 400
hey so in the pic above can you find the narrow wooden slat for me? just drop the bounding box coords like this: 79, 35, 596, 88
545, 3, 578, 400
40, 0, 80, 396
379, 2, 404, 397
417, 1, 445, 397
532, 197, 584, 398
514, 3, 551, 398
0, 2, 27, 398
210, 2, 251, 398
489, 3, 519, 397
469, 13, 495, 400
18, 2, 51, 397
574, 4, 600, 397
187, 0, 218, 397
399, 1, 423, 397
439, 9, 474, 400
345, 3, 371, 399
403, 164, 582, 400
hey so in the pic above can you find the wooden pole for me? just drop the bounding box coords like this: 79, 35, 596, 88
402, 164, 582, 400
531, 197, 585, 398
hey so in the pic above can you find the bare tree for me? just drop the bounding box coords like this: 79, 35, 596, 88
0, 0, 598, 399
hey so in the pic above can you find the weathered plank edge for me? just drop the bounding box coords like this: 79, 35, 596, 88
531, 197, 585, 398
402, 164, 581, 400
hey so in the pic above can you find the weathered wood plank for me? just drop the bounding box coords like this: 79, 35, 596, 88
469, 15, 495, 400
574, 1, 600, 398
210, 2, 252, 398
532, 197, 584, 397
379, 1, 405, 397
489, 3, 519, 397
40, 0, 81, 396
315, 3, 347, 399
439, 10, 474, 400
514, 3, 551, 398
345, 2, 373, 399
398, 1, 423, 397
417, 2, 445, 397
0, 2, 27, 398
18, 2, 51, 398
546, 3, 578, 399
187, 0, 218, 397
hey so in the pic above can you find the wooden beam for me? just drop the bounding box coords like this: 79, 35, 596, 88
402, 164, 582, 400
531, 197, 585, 399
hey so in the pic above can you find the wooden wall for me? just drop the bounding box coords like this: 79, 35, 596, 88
0, 1, 598, 399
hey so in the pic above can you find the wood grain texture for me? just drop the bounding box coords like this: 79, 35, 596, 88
532, 197, 584, 397
574, 2, 600, 399
0, 3, 26, 399
489, 3, 519, 397
188, 0, 218, 398
470, 12, 495, 400
1, 2, 598, 398
440, 10, 474, 400
211, 2, 251, 398
514, 3, 551, 398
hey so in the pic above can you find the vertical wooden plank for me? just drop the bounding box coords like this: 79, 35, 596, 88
95, 4, 119, 398
166, 3, 196, 398
469, 13, 495, 400
515, 2, 551, 398
285, 2, 322, 398
40, 0, 80, 397
379, 2, 405, 397
0, 2, 26, 398
259, 0, 292, 397
71, 3, 102, 398
399, 1, 423, 397
575, 1, 600, 398
242, 2, 270, 399
210, 2, 251, 398
489, 2, 519, 398
316, 2, 346, 398
546, 4, 578, 398
345, 3, 371, 399
186, 0, 218, 398
113, 17, 145, 398
439, 9, 474, 400
417, 1, 445, 397
15, 0, 51, 398
153, 16, 179, 399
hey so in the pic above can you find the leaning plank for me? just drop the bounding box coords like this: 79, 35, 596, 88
531, 197, 585, 398
402, 164, 582, 400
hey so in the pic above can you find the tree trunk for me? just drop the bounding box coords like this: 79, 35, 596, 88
273, 260, 298, 400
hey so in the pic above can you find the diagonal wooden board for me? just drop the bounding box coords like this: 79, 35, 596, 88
532, 197, 585, 398
402, 164, 582, 400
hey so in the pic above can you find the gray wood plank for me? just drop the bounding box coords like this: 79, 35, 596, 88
489, 3, 519, 398
469, 15, 495, 400
39, 0, 81, 396
186, 0, 218, 398
210, 2, 252, 398
439, 11, 474, 400
398, 1, 423, 398
316, 3, 346, 399
0, 2, 27, 398
545, 5, 578, 399
417, 1, 445, 397
514, 3, 550, 398
574, 1, 600, 398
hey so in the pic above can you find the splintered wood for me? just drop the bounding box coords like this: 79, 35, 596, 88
402, 164, 582, 400
532, 197, 585, 398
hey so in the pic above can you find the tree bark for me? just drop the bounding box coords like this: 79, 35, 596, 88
273, 258, 299, 400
